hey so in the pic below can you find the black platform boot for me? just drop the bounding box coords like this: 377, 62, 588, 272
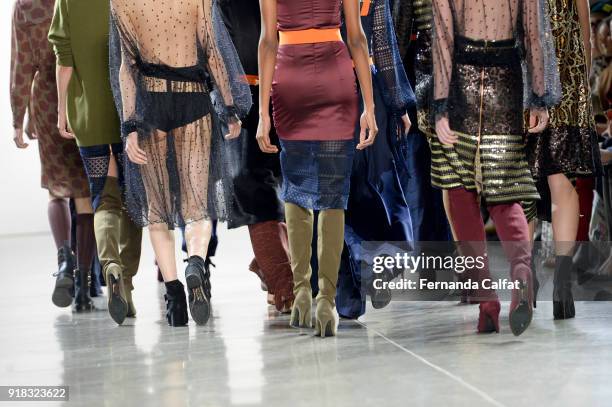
73, 267, 94, 312
52, 243, 75, 308
164, 280, 188, 327
185, 255, 212, 326
553, 255, 575, 320
369, 268, 394, 309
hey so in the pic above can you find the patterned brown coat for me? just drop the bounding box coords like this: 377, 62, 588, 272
10, 0, 89, 198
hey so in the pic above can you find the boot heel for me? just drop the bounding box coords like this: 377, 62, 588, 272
533, 277, 540, 309
477, 301, 500, 333
314, 298, 338, 338
185, 256, 212, 326
53, 244, 75, 308
553, 256, 575, 320
52, 274, 74, 308
186, 273, 203, 290
553, 296, 575, 320
189, 286, 211, 326
73, 267, 94, 312
290, 288, 312, 328
106, 264, 128, 325
165, 280, 188, 327
509, 279, 533, 336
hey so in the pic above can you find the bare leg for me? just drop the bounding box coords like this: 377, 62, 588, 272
549, 174, 579, 256
528, 219, 537, 243
149, 223, 177, 281
177, 117, 213, 260
184, 220, 213, 259
548, 174, 578, 319
442, 189, 457, 241
140, 130, 179, 282
74, 197, 93, 215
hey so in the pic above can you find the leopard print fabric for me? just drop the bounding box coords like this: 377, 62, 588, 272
10, 0, 89, 198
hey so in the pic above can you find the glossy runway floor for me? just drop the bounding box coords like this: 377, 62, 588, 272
1, 226, 612, 407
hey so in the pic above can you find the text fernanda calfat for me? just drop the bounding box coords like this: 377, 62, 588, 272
372, 278, 521, 291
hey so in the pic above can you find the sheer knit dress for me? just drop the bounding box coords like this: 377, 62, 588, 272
430, 0, 561, 212
109, 0, 251, 229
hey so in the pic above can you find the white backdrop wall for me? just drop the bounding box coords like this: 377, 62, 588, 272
1, 1, 57, 236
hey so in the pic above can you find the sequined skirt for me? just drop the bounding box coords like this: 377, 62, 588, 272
414, 30, 434, 137
429, 37, 539, 207
525, 0, 601, 180
279, 139, 356, 210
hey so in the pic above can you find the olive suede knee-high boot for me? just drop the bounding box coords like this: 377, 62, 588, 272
315, 209, 344, 337
285, 203, 314, 328
94, 178, 128, 325
119, 210, 142, 317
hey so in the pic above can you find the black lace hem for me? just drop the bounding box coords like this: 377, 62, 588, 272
527, 92, 559, 109
432, 98, 448, 118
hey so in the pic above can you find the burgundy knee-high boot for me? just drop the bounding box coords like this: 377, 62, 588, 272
447, 188, 500, 333
248, 221, 294, 312
488, 202, 533, 336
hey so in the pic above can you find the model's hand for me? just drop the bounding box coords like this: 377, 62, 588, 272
399, 113, 412, 137
13, 127, 28, 149
125, 132, 147, 165
357, 108, 378, 150
435, 116, 458, 145
57, 109, 75, 139
256, 113, 278, 154
528, 108, 549, 134
225, 120, 242, 140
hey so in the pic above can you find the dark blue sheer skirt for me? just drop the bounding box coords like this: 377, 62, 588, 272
279, 139, 356, 210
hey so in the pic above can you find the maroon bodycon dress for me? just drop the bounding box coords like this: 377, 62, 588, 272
273, 0, 359, 210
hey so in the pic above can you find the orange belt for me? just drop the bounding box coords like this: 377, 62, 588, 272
360, 0, 371, 16
244, 74, 259, 86
279, 28, 343, 45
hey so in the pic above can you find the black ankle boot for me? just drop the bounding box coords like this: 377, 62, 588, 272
369, 268, 394, 309
185, 255, 211, 326
553, 255, 575, 320
52, 244, 75, 308
165, 280, 188, 326
73, 267, 94, 312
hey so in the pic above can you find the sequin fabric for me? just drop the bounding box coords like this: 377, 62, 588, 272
432, 0, 561, 115
526, 0, 601, 180
429, 38, 540, 205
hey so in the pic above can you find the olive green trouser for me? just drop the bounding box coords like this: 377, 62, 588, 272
93, 177, 142, 292
285, 203, 344, 304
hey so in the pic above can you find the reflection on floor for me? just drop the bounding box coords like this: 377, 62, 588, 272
1, 226, 611, 407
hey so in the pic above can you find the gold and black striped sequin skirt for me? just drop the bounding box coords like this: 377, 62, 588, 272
429, 37, 539, 215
